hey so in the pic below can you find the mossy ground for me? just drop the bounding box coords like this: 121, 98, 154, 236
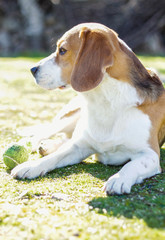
0, 55, 165, 240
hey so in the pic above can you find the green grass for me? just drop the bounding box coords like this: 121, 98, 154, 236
0, 55, 165, 240
139, 55, 165, 75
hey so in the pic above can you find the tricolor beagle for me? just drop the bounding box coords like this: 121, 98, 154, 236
12, 23, 165, 195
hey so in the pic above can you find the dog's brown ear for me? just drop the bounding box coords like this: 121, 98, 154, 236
71, 28, 114, 92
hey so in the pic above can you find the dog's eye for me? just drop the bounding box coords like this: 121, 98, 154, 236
59, 47, 67, 55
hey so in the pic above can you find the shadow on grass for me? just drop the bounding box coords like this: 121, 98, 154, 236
15, 148, 165, 229
88, 176, 165, 229
47, 148, 165, 229
88, 148, 165, 229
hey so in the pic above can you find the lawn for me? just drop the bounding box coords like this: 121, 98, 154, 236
0, 55, 165, 240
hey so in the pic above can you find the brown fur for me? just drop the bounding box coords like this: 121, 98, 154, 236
71, 28, 114, 92
119, 41, 164, 102
54, 23, 165, 154
61, 109, 80, 119
118, 40, 165, 153
139, 93, 165, 156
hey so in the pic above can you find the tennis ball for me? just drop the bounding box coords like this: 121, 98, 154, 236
3, 144, 29, 170
18, 138, 33, 153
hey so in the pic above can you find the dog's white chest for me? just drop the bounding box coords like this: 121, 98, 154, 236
80, 74, 151, 163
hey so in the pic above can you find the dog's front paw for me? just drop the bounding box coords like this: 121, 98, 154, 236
11, 161, 46, 179
104, 173, 132, 195
39, 139, 62, 156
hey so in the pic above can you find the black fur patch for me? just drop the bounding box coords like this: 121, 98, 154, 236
119, 41, 164, 102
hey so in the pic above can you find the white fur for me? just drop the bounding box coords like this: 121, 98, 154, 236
80, 73, 145, 144
104, 149, 160, 194
72, 74, 156, 165
35, 54, 66, 90
118, 38, 132, 52
11, 72, 161, 194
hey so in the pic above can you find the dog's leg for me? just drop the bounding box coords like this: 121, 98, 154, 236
39, 135, 69, 156
11, 138, 94, 179
104, 149, 161, 195
19, 96, 81, 152
27, 107, 80, 152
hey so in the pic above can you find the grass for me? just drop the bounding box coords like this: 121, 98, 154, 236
0, 55, 165, 240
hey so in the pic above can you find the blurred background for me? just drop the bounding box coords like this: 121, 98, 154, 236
0, 0, 165, 56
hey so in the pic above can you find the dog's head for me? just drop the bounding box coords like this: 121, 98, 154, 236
31, 23, 118, 92
31, 22, 163, 101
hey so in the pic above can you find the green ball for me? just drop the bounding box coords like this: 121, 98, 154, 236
3, 144, 29, 170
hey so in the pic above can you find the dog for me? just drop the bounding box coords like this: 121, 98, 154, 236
11, 23, 165, 195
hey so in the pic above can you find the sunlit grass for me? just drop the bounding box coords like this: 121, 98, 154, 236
0, 55, 165, 240
139, 55, 165, 75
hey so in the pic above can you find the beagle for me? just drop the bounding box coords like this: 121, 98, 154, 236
11, 23, 165, 195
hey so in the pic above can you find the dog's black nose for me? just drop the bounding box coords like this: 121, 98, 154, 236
31, 66, 38, 77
